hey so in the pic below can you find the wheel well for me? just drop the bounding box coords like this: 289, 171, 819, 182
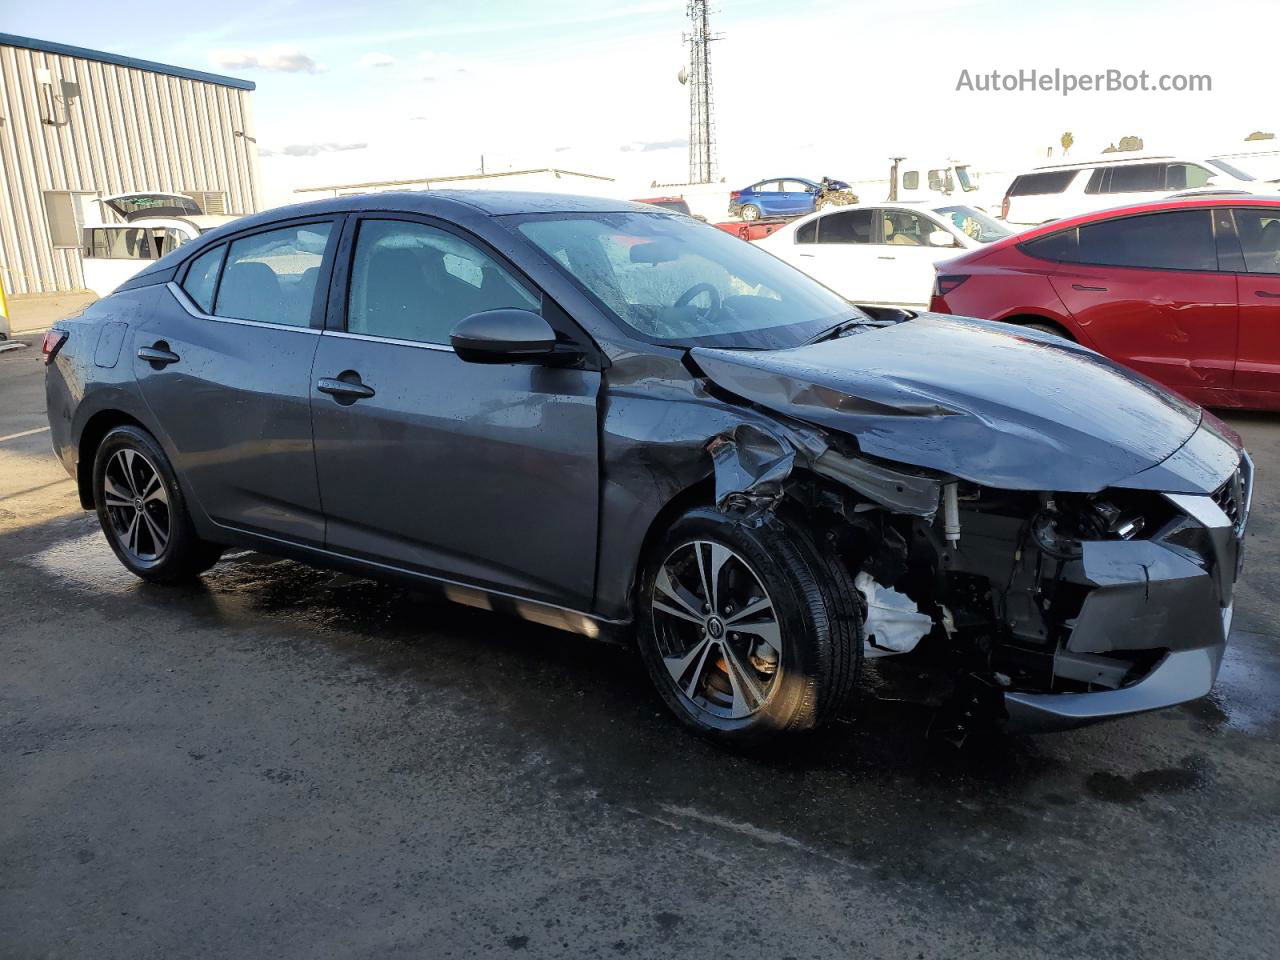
626, 476, 716, 620
76, 410, 145, 509
1002, 314, 1075, 341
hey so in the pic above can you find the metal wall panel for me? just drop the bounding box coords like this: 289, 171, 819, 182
0, 42, 260, 294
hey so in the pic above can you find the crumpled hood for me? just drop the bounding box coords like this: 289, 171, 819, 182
692, 314, 1206, 492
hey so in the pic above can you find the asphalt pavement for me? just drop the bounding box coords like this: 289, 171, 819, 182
2, 339, 1278, 959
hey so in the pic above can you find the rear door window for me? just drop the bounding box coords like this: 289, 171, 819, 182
1078, 210, 1216, 269
815, 209, 874, 244
214, 223, 333, 327
1103, 164, 1164, 193
1234, 209, 1280, 274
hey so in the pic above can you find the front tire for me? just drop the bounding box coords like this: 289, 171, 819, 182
636, 507, 863, 741
93, 425, 223, 583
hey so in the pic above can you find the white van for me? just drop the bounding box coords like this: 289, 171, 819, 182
1000, 155, 1259, 225
81, 193, 238, 298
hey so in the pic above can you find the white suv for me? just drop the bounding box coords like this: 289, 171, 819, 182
1000, 155, 1258, 225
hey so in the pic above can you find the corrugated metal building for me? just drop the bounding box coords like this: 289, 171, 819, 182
0, 34, 261, 295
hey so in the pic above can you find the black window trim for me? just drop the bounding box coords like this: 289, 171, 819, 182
1018, 208, 1227, 275
330, 211, 601, 365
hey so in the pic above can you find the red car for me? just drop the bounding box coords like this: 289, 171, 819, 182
930, 196, 1280, 410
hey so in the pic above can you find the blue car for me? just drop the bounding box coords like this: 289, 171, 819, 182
729, 177, 852, 220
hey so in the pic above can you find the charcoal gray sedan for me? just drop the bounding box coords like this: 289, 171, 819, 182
44, 191, 1252, 741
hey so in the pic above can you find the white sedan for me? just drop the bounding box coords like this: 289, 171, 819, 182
755, 202, 1013, 308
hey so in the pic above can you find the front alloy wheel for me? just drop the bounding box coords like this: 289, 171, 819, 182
637, 508, 863, 740
652, 540, 782, 720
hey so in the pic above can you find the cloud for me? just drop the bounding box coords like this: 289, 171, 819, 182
359, 52, 396, 68
261, 142, 369, 158
620, 138, 687, 153
210, 46, 322, 73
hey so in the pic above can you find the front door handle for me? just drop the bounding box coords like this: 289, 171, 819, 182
798, 253, 816, 258
877, 256, 896, 261
317, 375, 376, 404
1072, 283, 1108, 292
1255, 290, 1280, 299
137, 343, 180, 367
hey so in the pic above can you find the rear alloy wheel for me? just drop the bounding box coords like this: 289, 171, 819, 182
102, 448, 171, 563
93, 425, 223, 583
637, 508, 863, 740
742, 204, 762, 221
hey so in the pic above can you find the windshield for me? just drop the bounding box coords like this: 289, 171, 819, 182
935, 205, 1011, 243
1208, 159, 1256, 182
512, 211, 862, 349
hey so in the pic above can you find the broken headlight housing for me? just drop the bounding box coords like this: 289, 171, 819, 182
1030, 493, 1159, 559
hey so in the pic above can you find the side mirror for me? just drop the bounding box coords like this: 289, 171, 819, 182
928, 230, 957, 248
451, 309, 558, 364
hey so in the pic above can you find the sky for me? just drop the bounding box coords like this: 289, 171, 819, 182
6, 0, 1278, 206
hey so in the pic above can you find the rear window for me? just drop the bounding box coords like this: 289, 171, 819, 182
1007, 171, 1077, 196
1022, 210, 1218, 271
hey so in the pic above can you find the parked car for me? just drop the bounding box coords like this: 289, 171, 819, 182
82, 192, 239, 298
1001, 155, 1262, 225
729, 176, 853, 221
45, 191, 1250, 742
756, 202, 1013, 308
930, 196, 1280, 410
633, 196, 693, 216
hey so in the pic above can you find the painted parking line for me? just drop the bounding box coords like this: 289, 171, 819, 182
0, 426, 50, 444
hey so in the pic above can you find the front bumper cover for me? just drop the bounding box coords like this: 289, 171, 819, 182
1002, 455, 1250, 733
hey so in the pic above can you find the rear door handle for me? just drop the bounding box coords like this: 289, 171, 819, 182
877, 256, 896, 261
317, 376, 376, 403
1255, 290, 1280, 299
798, 253, 816, 259
137, 343, 180, 366
1072, 284, 1108, 292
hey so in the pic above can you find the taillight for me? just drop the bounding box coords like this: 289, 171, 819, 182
41, 329, 68, 365
934, 275, 969, 297
1001, 194, 1010, 220
730, 191, 742, 201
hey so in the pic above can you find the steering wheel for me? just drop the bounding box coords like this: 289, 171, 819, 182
674, 282, 722, 319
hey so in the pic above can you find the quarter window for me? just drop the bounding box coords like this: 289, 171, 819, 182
1008, 171, 1076, 196
1234, 209, 1280, 274
347, 220, 538, 345
214, 223, 332, 327
182, 245, 226, 314
815, 209, 874, 244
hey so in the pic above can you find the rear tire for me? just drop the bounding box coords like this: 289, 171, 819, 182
1023, 321, 1074, 341
636, 506, 863, 741
742, 204, 762, 222
93, 425, 223, 583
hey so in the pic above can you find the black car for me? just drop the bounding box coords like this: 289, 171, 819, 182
44, 191, 1251, 741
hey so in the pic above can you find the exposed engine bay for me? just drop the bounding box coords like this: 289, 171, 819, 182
705, 414, 1252, 734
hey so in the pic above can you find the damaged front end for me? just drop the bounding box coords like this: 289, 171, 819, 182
705, 416, 1253, 734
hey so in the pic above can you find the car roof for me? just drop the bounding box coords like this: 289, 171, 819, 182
1016, 194, 1280, 238
207, 190, 652, 234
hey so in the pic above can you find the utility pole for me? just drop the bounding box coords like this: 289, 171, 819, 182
684, 2, 722, 184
